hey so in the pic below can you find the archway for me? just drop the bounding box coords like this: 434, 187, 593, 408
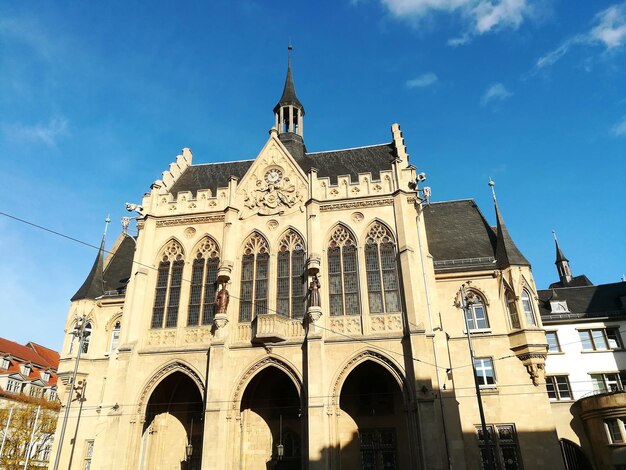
240, 366, 302, 470
140, 371, 204, 470
338, 361, 409, 470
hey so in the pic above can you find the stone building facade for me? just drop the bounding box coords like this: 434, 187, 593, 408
50, 62, 566, 469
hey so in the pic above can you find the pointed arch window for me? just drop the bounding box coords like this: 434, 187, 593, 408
151, 240, 185, 329
277, 230, 306, 318
521, 289, 537, 327
328, 226, 360, 316
505, 290, 521, 329
239, 233, 269, 322
188, 238, 220, 326
465, 293, 489, 330
109, 321, 121, 352
81, 322, 92, 354
365, 223, 401, 314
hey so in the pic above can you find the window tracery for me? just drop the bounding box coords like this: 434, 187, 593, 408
151, 240, 185, 329
188, 237, 220, 326
364, 223, 401, 314
464, 292, 489, 330
239, 233, 270, 322
505, 290, 520, 329
277, 230, 306, 318
521, 289, 537, 327
328, 226, 360, 316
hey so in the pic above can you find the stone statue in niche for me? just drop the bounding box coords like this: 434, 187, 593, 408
307, 275, 321, 309
215, 282, 230, 315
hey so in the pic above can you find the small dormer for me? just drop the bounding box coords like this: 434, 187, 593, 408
42, 369, 51, 383
20, 362, 32, 376
0, 355, 10, 370
548, 288, 569, 313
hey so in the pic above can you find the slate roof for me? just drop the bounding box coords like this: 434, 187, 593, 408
71, 238, 105, 301
539, 282, 626, 321
423, 200, 499, 273
168, 143, 397, 195
549, 274, 594, 289
273, 63, 304, 114
103, 235, 136, 295
494, 203, 530, 267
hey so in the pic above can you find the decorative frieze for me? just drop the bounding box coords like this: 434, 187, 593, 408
155, 215, 225, 227
369, 313, 403, 333
329, 316, 362, 335
320, 198, 393, 212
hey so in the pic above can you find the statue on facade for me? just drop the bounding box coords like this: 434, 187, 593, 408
307, 275, 321, 309
215, 282, 230, 314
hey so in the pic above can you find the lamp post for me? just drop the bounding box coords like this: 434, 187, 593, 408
276, 414, 284, 461
52, 315, 88, 470
459, 282, 496, 470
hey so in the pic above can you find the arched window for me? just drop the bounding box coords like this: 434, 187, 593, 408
364, 223, 401, 314
239, 233, 269, 322
328, 226, 360, 316
506, 290, 520, 329
81, 322, 92, 354
151, 240, 184, 329
464, 293, 489, 330
521, 289, 537, 326
110, 321, 121, 352
277, 230, 306, 318
188, 238, 220, 326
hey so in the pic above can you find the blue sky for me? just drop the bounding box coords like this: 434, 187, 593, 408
1, 0, 625, 350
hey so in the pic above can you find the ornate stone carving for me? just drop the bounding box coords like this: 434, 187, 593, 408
243, 174, 303, 215
184, 227, 196, 239
266, 219, 279, 231
351, 212, 364, 223
156, 215, 225, 227
525, 363, 545, 386
320, 198, 394, 212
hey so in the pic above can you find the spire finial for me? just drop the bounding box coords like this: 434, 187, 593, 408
552, 229, 558, 243
488, 178, 496, 203
288, 43, 293, 67
104, 215, 111, 237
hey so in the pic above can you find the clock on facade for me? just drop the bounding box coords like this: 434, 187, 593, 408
264, 168, 283, 185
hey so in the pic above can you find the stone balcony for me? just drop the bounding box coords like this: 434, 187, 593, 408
252, 313, 291, 343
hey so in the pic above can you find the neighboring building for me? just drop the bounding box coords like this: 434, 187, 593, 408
540, 235, 626, 469
50, 60, 566, 470
0, 338, 60, 468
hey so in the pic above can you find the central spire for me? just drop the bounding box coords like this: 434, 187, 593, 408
274, 45, 305, 139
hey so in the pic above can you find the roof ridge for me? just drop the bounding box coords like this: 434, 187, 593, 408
427, 198, 475, 205
306, 142, 391, 155
191, 159, 255, 167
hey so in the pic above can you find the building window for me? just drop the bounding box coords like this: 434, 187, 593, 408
364, 223, 401, 314
607, 327, 624, 350
48, 389, 58, 401
6, 379, 21, 393
505, 291, 520, 329
81, 322, 92, 354
29, 386, 42, 398
579, 329, 612, 351
474, 358, 496, 388
520, 289, 537, 327
605, 418, 626, 444
109, 321, 121, 352
0, 357, 9, 370
42, 371, 50, 382
591, 373, 625, 393
465, 293, 489, 330
328, 226, 360, 316
546, 375, 572, 400
84, 440, 94, 469
477, 424, 522, 470
151, 240, 184, 329
546, 331, 561, 353
20, 364, 31, 376
276, 230, 306, 319
187, 237, 220, 326
239, 233, 269, 322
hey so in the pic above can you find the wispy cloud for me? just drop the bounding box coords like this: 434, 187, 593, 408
367, 0, 534, 45
2, 116, 69, 146
480, 82, 512, 106
611, 115, 626, 136
536, 2, 626, 69
406, 72, 438, 88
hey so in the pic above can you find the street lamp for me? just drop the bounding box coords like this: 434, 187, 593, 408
186, 417, 194, 461
276, 414, 284, 461
459, 282, 496, 470
52, 315, 89, 470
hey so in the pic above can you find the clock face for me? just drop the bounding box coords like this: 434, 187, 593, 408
264, 168, 283, 184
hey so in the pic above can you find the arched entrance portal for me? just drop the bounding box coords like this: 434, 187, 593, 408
338, 361, 409, 470
141, 371, 204, 470
240, 366, 302, 470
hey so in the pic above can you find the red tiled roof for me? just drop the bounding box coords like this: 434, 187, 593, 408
26, 342, 60, 369
0, 338, 58, 369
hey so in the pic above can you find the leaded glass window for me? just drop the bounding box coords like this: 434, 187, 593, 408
505, 290, 520, 329
239, 233, 270, 322
328, 226, 360, 316
187, 237, 220, 326
81, 322, 92, 354
151, 240, 184, 328
365, 223, 401, 314
465, 293, 489, 330
276, 230, 306, 318
521, 289, 537, 326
